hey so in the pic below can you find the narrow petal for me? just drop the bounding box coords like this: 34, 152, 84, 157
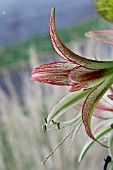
79, 123, 112, 163
50, 7, 113, 69
85, 30, 113, 46
93, 109, 113, 120
94, 98, 113, 119
109, 132, 113, 158
46, 88, 94, 127
82, 75, 113, 142
46, 113, 82, 130
69, 66, 113, 91
31, 62, 75, 86
96, 98, 113, 112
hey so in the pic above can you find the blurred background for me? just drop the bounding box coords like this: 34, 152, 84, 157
0, 0, 112, 170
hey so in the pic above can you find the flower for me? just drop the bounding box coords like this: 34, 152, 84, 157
31, 7, 113, 145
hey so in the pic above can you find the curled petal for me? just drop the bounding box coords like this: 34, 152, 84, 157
31, 62, 75, 86
69, 66, 113, 91
70, 82, 83, 92
50, 7, 113, 69
85, 30, 113, 46
108, 94, 113, 100
82, 75, 113, 143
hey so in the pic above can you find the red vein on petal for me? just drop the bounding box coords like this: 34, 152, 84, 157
82, 76, 113, 146
49, 7, 113, 69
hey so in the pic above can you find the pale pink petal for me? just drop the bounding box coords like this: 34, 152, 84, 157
85, 30, 113, 46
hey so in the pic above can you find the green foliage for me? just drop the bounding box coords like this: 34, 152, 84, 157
95, 0, 113, 22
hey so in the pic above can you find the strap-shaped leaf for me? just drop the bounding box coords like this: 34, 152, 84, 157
46, 88, 94, 126
79, 124, 112, 163
50, 7, 113, 69
82, 75, 113, 143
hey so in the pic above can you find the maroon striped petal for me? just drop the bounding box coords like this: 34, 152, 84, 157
69, 66, 112, 91
31, 62, 75, 86
82, 75, 113, 143
50, 7, 113, 69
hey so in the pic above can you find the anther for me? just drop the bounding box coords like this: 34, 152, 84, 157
52, 120, 60, 129
44, 118, 47, 124
43, 124, 47, 132
57, 123, 60, 129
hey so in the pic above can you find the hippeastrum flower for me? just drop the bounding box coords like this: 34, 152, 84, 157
31, 7, 113, 145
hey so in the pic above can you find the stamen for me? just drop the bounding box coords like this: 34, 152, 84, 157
44, 118, 48, 124
52, 120, 60, 129
42, 124, 47, 132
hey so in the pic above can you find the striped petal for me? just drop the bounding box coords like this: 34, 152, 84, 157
50, 7, 113, 69
85, 30, 113, 46
31, 62, 75, 86
82, 75, 113, 143
69, 66, 113, 91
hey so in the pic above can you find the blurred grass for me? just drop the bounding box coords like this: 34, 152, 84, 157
0, 122, 16, 170
0, 16, 110, 68
0, 39, 110, 170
